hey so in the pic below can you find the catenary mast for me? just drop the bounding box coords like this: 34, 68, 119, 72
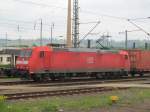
73, 0, 79, 48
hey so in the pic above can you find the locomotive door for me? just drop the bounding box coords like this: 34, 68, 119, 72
39, 51, 49, 70
44, 51, 50, 70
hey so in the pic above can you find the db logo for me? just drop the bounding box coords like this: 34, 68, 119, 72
87, 57, 94, 64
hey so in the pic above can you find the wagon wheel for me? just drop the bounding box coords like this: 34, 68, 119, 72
131, 73, 135, 77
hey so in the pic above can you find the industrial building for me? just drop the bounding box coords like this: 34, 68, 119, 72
0, 49, 21, 67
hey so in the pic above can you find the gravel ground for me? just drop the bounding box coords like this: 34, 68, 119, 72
0, 78, 149, 94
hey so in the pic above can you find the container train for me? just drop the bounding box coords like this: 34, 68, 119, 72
15, 46, 150, 81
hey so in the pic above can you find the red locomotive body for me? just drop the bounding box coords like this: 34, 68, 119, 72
16, 46, 130, 81
50, 49, 130, 73
127, 50, 150, 76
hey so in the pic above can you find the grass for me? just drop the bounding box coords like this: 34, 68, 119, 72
0, 64, 12, 68
0, 77, 20, 81
1, 88, 150, 112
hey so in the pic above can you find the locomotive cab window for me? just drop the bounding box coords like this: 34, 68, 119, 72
40, 51, 45, 58
20, 50, 32, 57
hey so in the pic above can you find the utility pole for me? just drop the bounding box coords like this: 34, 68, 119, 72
40, 19, 43, 46
5, 33, 8, 50
125, 30, 128, 49
119, 30, 128, 49
17, 25, 21, 48
19, 36, 22, 47
50, 23, 54, 44
66, 0, 72, 48
133, 42, 136, 49
17, 25, 20, 32
73, 0, 79, 48
119, 29, 141, 49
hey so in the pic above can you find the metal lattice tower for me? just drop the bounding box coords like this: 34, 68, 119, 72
73, 0, 79, 48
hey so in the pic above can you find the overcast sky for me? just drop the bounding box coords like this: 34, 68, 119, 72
0, 0, 150, 41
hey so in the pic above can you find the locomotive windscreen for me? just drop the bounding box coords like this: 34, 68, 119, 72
20, 49, 32, 57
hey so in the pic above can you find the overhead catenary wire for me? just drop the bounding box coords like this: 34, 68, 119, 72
0, 33, 56, 40
0, 18, 58, 26
0, 0, 148, 30
13, 0, 129, 20
80, 21, 101, 24
127, 19, 150, 37
129, 17, 150, 21
78, 21, 101, 45
0, 18, 100, 28
0, 0, 150, 42
14, 0, 67, 10
1, 0, 149, 22
0, 22, 55, 32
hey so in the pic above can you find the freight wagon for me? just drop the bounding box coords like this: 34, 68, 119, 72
127, 50, 150, 76
16, 46, 130, 81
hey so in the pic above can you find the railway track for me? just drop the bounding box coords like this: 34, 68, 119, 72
32, 77, 149, 87
4, 87, 129, 100
0, 76, 149, 86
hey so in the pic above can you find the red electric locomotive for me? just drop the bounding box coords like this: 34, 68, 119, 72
16, 46, 130, 81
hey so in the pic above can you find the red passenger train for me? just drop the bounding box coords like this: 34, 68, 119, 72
16, 46, 130, 81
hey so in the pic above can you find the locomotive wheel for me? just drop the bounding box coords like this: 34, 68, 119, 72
41, 74, 50, 81
31, 74, 42, 82
58, 77, 65, 81
131, 73, 135, 77
139, 73, 144, 77
20, 73, 29, 80
49, 74, 56, 81
33, 77, 41, 82
117, 72, 122, 79
103, 73, 109, 79
58, 73, 66, 81
96, 73, 102, 79
109, 73, 116, 79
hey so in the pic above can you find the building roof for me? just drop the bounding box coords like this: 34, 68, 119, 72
53, 47, 120, 53
0, 49, 21, 56
47, 43, 66, 48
